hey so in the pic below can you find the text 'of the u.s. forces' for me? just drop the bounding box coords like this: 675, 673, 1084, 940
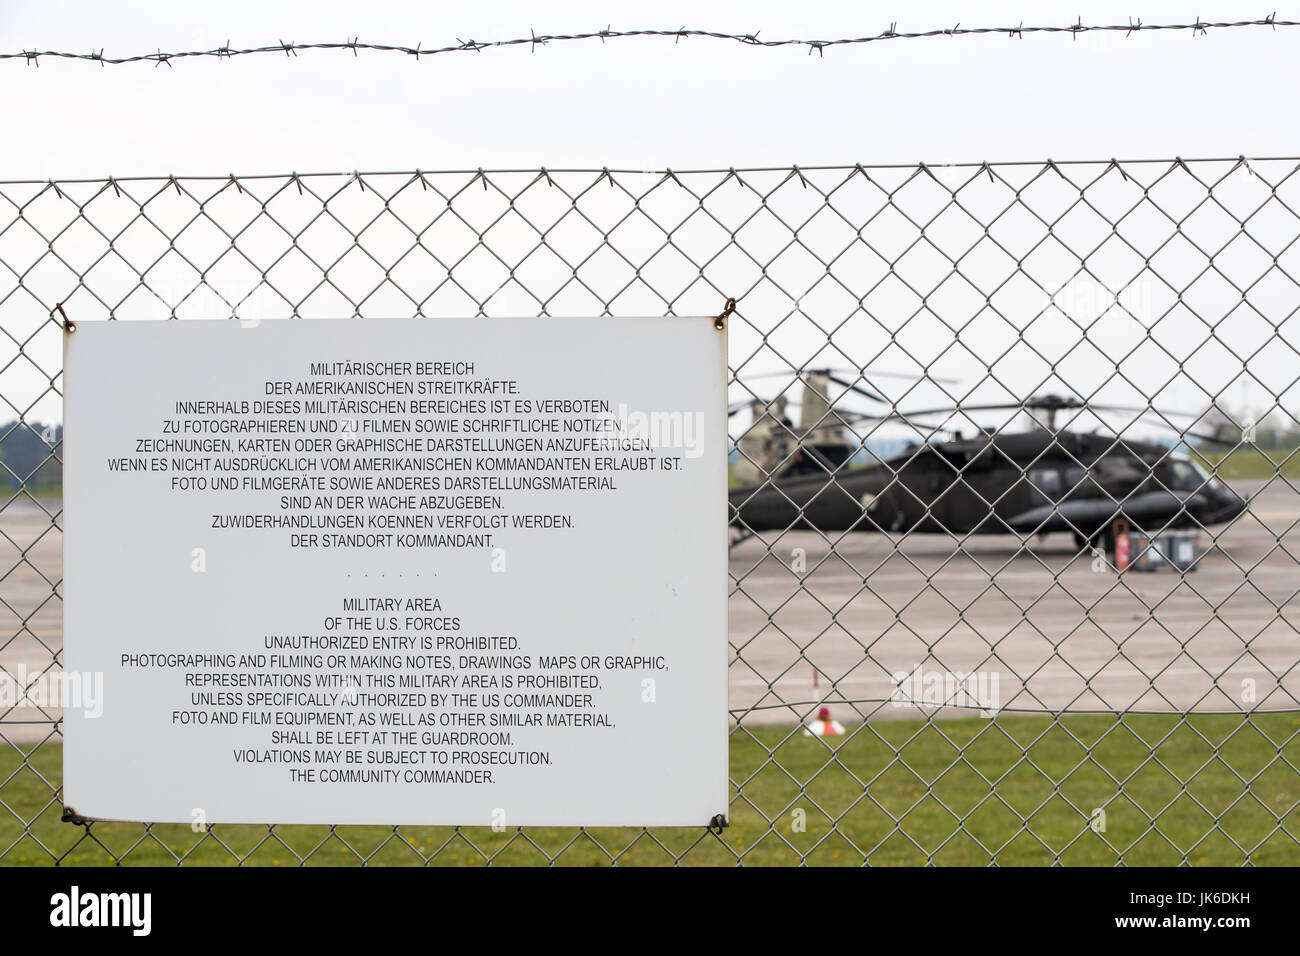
63, 316, 728, 827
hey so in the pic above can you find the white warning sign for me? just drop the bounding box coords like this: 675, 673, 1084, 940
62, 316, 728, 827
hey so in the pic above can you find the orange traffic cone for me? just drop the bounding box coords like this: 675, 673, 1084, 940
803, 705, 845, 737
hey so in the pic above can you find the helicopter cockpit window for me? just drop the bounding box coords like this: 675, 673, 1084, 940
1190, 458, 1222, 489
1063, 466, 1100, 495
1028, 468, 1061, 498
1164, 459, 1208, 492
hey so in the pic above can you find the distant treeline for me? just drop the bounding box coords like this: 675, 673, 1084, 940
0, 421, 62, 486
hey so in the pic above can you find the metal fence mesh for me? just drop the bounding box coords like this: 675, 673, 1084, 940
1, 159, 1298, 864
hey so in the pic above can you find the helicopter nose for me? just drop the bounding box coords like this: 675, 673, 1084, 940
1208, 486, 1247, 525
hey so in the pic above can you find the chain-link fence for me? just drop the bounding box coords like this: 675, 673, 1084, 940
1, 159, 1297, 865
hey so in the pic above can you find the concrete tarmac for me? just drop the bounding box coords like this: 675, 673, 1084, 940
1, 479, 1296, 742
728, 478, 1300, 725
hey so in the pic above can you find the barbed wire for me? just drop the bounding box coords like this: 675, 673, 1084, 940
2, 17, 1298, 68
0, 155, 1294, 187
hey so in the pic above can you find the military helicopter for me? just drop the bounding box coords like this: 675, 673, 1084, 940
728, 372, 1247, 550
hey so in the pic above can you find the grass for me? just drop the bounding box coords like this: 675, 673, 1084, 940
3, 482, 61, 502
1193, 447, 1300, 481
3, 712, 1298, 866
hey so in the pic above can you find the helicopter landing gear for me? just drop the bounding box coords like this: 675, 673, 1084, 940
1073, 528, 1115, 555
729, 528, 755, 550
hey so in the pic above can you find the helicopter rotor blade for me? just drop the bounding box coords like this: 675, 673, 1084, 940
821, 372, 887, 405
1106, 411, 1240, 447
728, 385, 1244, 446
735, 366, 961, 385
849, 400, 1059, 420
1047, 402, 1245, 446
835, 397, 1242, 447
831, 409, 958, 434
1172, 429, 1238, 448
833, 396, 1211, 425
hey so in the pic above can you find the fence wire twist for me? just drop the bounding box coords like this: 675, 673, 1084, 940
1, 159, 1298, 864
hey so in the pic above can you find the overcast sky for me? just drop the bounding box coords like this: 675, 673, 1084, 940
2, 1, 1298, 178
2, 3, 1297, 431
